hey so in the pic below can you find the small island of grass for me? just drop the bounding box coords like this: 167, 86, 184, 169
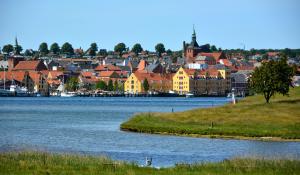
121, 87, 300, 141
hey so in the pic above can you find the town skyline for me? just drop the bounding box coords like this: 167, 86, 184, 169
1, 0, 300, 51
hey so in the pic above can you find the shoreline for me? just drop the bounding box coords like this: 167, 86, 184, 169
121, 128, 300, 142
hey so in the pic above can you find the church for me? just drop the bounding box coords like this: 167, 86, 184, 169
183, 27, 210, 63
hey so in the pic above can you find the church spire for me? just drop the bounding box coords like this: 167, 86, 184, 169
14, 36, 20, 55
192, 25, 196, 42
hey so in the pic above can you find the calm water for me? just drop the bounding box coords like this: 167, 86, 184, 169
0, 97, 299, 167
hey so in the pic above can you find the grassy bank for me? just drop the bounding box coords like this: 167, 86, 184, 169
0, 151, 299, 175
121, 87, 300, 140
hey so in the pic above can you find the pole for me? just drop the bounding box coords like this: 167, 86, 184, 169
3, 53, 6, 90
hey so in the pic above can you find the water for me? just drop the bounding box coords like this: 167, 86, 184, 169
0, 97, 299, 167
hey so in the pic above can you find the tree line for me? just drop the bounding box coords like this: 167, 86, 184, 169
1, 42, 170, 58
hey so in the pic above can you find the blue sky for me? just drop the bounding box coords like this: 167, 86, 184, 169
0, 0, 299, 51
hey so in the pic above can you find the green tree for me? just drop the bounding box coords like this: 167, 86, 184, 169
143, 78, 149, 92
88, 43, 98, 56
114, 43, 126, 56
131, 43, 143, 55
96, 80, 107, 90
250, 56, 295, 103
24, 49, 33, 56
66, 77, 79, 91
61, 42, 74, 55
113, 80, 119, 91
107, 79, 114, 91
155, 43, 165, 57
50, 43, 60, 54
39, 42, 49, 56
2, 44, 14, 54
166, 49, 172, 56
98, 49, 108, 57
211, 45, 217, 52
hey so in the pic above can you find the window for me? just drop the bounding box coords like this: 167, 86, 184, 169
179, 71, 183, 74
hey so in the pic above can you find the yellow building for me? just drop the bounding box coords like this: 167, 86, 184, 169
173, 67, 231, 96
172, 67, 196, 95
125, 72, 173, 94
124, 73, 142, 94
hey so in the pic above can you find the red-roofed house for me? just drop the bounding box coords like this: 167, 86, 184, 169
13, 60, 48, 71
94, 65, 121, 72
124, 72, 173, 94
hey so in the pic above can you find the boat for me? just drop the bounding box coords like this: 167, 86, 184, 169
60, 92, 77, 97
186, 93, 194, 98
9, 83, 31, 97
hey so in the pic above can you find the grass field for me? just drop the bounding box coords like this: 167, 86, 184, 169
0, 151, 299, 175
121, 87, 300, 140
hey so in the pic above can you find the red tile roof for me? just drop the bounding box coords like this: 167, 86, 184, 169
199, 52, 226, 61
48, 71, 64, 79
0, 71, 26, 82
137, 60, 148, 71
134, 72, 171, 82
13, 60, 47, 71
95, 65, 121, 71
99, 71, 119, 78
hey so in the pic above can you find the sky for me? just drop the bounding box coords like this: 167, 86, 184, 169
0, 0, 299, 51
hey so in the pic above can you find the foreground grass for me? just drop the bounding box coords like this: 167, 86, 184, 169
121, 87, 300, 140
0, 151, 299, 175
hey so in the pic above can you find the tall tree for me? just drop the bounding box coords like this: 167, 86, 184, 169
50, 43, 60, 54
143, 78, 149, 92
96, 80, 107, 90
2, 44, 14, 54
155, 43, 165, 57
39, 42, 49, 56
107, 79, 114, 91
88, 43, 98, 56
114, 43, 126, 56
131, 43, 143, 55
114, 80, 119, 91
61, 42, 74, 55
65, 77, 79, 92
250, 56, 294, 103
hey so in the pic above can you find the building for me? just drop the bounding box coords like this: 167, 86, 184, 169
13, 60, 48, 71
172, 67, 231, 96
124, 72, 172, 94
182, 27, 210, 63
231, 70, 252, 96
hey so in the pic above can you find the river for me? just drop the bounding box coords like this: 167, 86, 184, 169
0, 97, 299, 167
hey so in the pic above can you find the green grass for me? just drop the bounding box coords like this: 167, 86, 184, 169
0, 151, 299, 175
121, 87, 300, 140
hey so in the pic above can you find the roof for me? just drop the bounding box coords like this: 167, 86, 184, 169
13, 60, 47, 71
94, 64, 121, 71
99, 71, 119, 78
183, 68, 197, 76
199, 52, 226, 61
137, 60, 149, 71
0, 71, 26, 82
134, 72, 172, 82
48, 71, 64, 79
81, 71, 93, 78
28, 71, 42, 83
